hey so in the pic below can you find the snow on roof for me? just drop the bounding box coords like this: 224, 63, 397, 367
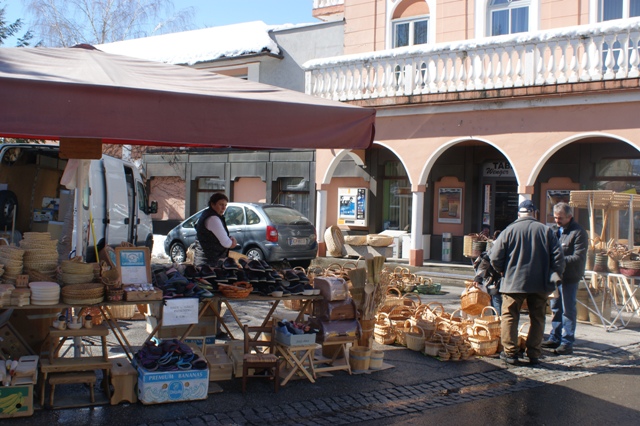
97, 21, 283, 65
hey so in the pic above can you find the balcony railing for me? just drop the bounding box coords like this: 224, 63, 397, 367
305, 18, 640, 101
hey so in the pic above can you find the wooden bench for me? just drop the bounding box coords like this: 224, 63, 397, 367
49, 371, 97, 407
40, 358, 112, 407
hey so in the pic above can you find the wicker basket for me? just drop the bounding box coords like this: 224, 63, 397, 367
474, 306, 501, 339
61, 282, 105, 297
106, 289, 125, 302
344, 235, 368, 246
460, 282, 491, 315
463, 235, 478, 258
422, 334, 444, 357
374, 313, 396, 345
366, 234, 393, 247
61, 272, 96, 285
107, 304, 136, 320
219, 282, 253, 299
405, 325, 425, 351
324, 225, 345, 257
467, 324, 499, 356
423, 301, 445, 323
61, 260, 95, 275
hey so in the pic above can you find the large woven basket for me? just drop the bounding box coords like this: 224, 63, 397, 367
61, 260, 95, 275
344, 235, 368, 246
474, 306, 501, 339
405, 325, 425, 351
460, 282, 491, 315
366, 234, 393, 247
467, 324, 499, 356
324, 225, 345, 257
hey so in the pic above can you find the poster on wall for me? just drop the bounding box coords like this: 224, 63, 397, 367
438, 188, 462, 224
546, 190, 571, 226
337, 187, 368, 226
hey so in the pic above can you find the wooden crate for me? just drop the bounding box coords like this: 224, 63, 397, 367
205, 352, 233, 381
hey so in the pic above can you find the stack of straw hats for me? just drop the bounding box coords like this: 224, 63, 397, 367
0, 245, 25, 284
59, 259, 96, 287
21, 232, 59, 280
61, 283, 105, 304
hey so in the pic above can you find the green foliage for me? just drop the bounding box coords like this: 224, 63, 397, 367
0, 0, 40, 46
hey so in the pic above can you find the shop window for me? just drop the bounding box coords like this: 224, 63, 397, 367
275, 177, 310, 217
595, 158, 640, 244
382, 161, 411, 231
196, 177, 225, 210
392, 16, 429, 48
488, 0, 529, 36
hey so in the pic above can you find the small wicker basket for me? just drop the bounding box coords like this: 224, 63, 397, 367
218, 282, 253, 299
344, 235, 368, 246
366, 234, 393, 247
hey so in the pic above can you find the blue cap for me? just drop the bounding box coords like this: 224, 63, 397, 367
518, 200, 536, 212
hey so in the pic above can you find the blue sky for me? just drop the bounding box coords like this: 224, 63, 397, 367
2, 0, 316, 45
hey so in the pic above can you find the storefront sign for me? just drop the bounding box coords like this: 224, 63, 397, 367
337, 187, 367, 226
483, 161, 515, 178
438, 188, 462, 224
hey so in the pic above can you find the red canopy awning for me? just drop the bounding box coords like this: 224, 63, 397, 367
0, 45, 375, 150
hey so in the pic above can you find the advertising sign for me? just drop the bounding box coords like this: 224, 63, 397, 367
438, 188, 462, 224
337, 187, 367, 226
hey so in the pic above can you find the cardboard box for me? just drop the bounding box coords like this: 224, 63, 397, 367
0, 385, 34, 418
30, 221, 63, 240
275, 330, 317, 346
137, 366, 209, 405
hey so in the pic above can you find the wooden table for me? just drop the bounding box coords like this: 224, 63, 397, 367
181, 294, 323, 341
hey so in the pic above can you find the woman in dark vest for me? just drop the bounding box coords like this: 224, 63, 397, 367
193, 193, 237, 266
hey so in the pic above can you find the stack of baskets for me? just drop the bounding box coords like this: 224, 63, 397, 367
21, 232, 59, 280
59, 259, 96, 287
467, 324, 499, 356
374, 313, 396, 345
0, 245, 24, 284
61, 283, 105, 305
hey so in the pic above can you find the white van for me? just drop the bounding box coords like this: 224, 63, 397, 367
0, 144, 157, 261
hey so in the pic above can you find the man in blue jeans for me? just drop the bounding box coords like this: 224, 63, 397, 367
543, 202, 588, 355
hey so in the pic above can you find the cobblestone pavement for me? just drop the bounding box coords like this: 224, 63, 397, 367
137, 341, 640, 426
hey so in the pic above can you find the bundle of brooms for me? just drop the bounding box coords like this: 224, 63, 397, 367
361, 255, 388, 321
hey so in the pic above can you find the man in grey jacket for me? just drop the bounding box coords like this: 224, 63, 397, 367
542, 202, 588, 355
490, 200, 565, 365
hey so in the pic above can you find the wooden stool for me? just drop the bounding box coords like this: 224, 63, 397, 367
49, 371, 97, 407
110, 359, 138, 405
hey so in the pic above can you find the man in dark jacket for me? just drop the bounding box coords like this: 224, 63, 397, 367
490, 200, 565, 365
542, 202, 588, 355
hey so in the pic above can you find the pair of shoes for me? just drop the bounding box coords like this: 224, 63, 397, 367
499, 351, 520, 365
222, 257, 240, 270
555, 345, 573, 355
541, 339, 560, 349
522, 354, 540, 366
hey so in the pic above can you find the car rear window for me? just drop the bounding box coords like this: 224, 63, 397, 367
263, 206, 311, 225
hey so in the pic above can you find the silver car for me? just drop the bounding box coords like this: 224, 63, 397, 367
164, 202, 317, 266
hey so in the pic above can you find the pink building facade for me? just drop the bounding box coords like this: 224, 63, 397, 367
310, 0, 640, 265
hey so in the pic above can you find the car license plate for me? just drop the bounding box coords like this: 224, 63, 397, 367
289, 237, 309, 246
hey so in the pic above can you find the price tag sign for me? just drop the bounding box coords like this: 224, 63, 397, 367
163, 298, 199, 326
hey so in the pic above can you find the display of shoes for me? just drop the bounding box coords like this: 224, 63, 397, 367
259, 260, 273, 271
222, 257, 240, 270
245, 271, 261, 283
284, 270, 300, 282
287, 283, 305, 295
200, 265, 217, 279
247, 260, 265, 272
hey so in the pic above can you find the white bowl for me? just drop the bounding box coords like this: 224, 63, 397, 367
67, 322, 83, 330
270, 291, 284, 297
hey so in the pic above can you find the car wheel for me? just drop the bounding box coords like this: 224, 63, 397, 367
170, 242, 186, 263
245, 247, 264, 261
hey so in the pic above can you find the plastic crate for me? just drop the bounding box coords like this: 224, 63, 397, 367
275, 330, 316, 346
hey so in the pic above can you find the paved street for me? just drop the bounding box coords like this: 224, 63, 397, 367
4, 271, 640, 426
